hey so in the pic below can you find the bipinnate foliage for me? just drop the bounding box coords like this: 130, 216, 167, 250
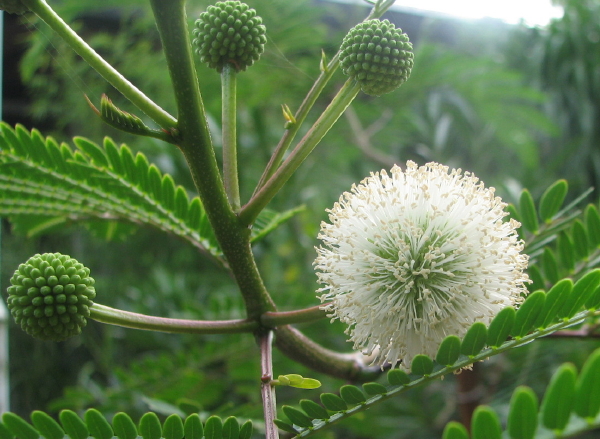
0, 123, 301, 260
274, 268, 600, 436
0, 410, 252, 439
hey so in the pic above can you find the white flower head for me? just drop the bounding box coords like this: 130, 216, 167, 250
314, 161, 529, 369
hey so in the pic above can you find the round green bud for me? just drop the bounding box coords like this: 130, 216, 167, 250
339, 19, 414, 96
193, 0, 267, 72
0, 0, 28, 14
6, 253, 96, 342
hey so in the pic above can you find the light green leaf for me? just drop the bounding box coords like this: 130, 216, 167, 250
183, 414, 203, 439
59, 410, 88, 439
162, 415, 184, 439
2, 413, 39, 439
471, 406, 501, 439
30, 412, 63, 439
112, 413, 137, 439
435, 335, 461, 366
585, 204, 600, 248
460, 322, 487, 357
574, 347, 600, 420
507, 386, 538, 439
442, 421, 469, 439
203, 416, 222, 439
540, 363, 576, 432
511, 291, 545, 338
362, 382, 388, 396
138, 413, 162, 439
486, 307, 515, 348
519, 189, 539, 234
221, 417, 239, 439
84, 409, 113, 439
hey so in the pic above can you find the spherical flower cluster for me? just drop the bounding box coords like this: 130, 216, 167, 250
339, 19, 414, 96
7, 253, 96, 342
193, 0, 267, 72
315, 161, 529, 369
0, 0, 28, 14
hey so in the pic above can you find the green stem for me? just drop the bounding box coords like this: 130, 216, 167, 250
240, 79, 361, 226
148, 0, 275, 319
90, 304, 258, 334
21, 0, 177, 131
261, 304, 327, 327
222, 64, 240, 211
252, 0, 396, 194
275, 325, 380, 381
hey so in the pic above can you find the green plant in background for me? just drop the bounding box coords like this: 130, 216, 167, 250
4, 0, 600, 438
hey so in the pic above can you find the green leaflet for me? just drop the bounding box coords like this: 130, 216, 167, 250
540, 363, 577, 432
0, 410, 253, 439
471, 407, 501, 439
507, 387, 538, 439
0, 124, 302, 262
442, 421, 469, 439
339, 385, 366, 405
460, 322, 487, 357
486, 307, 515, 348
519, 189, 539, 234
539, 179, 568, 223
410, 354, 434, 376
435, 335, 461, 366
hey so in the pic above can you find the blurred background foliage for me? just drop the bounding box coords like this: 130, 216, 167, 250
4, 0, 600, 437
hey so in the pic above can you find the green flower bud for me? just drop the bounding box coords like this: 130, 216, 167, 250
0, 0, 28, 14
193, 0, 267, 72
339, 19, 414, 96
6, 253, 96, 342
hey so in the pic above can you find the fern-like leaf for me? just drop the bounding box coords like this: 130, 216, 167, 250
0, 124, 301, 265
0, 411, 251, 439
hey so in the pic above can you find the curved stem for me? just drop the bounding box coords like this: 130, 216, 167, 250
21, 0, 177, 130
261, 304, 328, 327
222, 64, 240, 211
274, 325, 381, 382
90, 303, 258, 334
240, 79, 361, 226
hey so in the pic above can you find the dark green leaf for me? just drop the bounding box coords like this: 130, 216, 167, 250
575, 347, 600, 419
138, 413, 162, 439
540, 363, 577, 432
273, 420, 296, 434
300, 400, 329, 420
585, 204, 600, 248
183, 414, 203, 439
59, 410, 88, 439
572, 220, 589, 260
73, 137, 108, 167
507, 386, 538, 439
112, 413, 137, 439
161, 174, 176, 212
538, 279, 572, 326
561, 269, 600, 318
527, 265, 545, 293
319, 393, 347, 412
557, 232, 575, 274
203, 416, 222, 439
162, 415, 184, 439
471, 406, 501, 439
387, 369, 410, 386
411, 354, 434, 375
362, 382, 388, 396
2, 413, 39, 439
487, 307, 515, 348
31, 411, 64, 439
188, 198, 202, 230
120, 145, 137, 184
539, 179, 568, 223
221, 417, 239, 439
148, 164, 162, 200
460, 322, 487, 357
135, 152, 150, 191
519, 189, 539, 234
339, 385, 366, 404
84, 409, 113, 439
282, 406, 313, 429
442, 421, 469, 439
436, 335, 461, 365
174, 187, 189, 222
238, 421, 252, 439
511, 291, 545, 338
543, 248, 560, 284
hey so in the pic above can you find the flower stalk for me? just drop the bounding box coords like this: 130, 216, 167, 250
222, 63, 241, 211
91, 304, 259, 334
240, 78, 361, 226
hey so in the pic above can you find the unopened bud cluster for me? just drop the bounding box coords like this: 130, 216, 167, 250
339, 19, 414, 96
0, 0, 28, 14
193, 0, 267, 72
7, 253, 96, 342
